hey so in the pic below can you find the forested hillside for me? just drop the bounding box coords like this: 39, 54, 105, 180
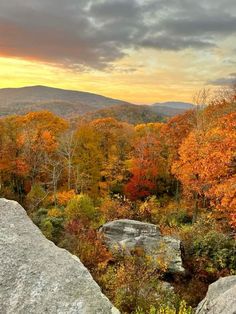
0, 86, 193, 120
81, 104, 165, 124
0, 91, 235, 313
151, 102, 194, 117
0, 85, 133, 117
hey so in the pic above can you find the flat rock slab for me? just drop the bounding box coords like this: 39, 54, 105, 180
196, 276, 236, 314
0, 198, 119, 314
100, 219, 184, 274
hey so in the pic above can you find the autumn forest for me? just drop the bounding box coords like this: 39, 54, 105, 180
0, 87, 235, 313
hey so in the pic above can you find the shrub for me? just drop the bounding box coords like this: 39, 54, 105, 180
60, 220, 112, 275
99, 195, 132, 222
47, 207, 63, 218
54, 189, 76, 206
26, 183, 47, 211
99, 252, 177, 314
138, 196, 161, 223
40, 216, 64, 243
135, 300, 193, 314
31, 206, 64, 243
64, 194, 99, 226
136, 198, 192, 228
180, 218, 236, 275
40, 219, 53, 240
193, 230, 236, 273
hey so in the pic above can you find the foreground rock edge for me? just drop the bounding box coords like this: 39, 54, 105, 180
0, 198, 120, 314
196, 275, 236, 314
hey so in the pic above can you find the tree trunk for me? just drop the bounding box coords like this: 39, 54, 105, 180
192, 192, 199, 223
67, 156, 72, 190
53, 166, 57, 206
175, 180, 180, 205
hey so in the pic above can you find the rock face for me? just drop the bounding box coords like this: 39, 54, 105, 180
196, 276, 236, 314
100, 219, 184, 273
0, 198, 119, 314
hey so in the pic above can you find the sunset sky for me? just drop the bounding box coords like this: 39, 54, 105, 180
0, 0, 236, 104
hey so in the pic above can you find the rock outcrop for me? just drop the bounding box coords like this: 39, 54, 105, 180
0, 198, 119, 314
100, 219, 184, 273
196, 276, 236, 314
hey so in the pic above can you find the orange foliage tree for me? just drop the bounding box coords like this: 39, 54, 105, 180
90, 118, 134, 195
125, 125, 164, 200
172, 112, 236, 224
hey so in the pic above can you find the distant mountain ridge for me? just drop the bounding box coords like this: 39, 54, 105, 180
151, 101, 194, 117
0, 85, 194, 120
153, 101, 194, 109
0, 85, 132, 117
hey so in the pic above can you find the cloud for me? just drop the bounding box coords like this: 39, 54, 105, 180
209, 73, 236, 86
0, 0, 236, 69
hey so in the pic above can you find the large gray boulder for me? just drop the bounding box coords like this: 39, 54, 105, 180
196, 276, 236, 314
100, 219, 184, 273
0, 198, 119, 314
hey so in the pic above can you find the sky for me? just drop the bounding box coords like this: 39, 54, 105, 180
0, 0, 236, 104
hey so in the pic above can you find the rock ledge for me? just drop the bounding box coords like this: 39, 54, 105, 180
0, 198, 119, 314
100, 219, 184, 273
196, 276, 236, 314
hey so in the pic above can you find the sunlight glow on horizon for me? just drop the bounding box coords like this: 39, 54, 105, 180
0, 1, 235, 104
0, 54, 223, 104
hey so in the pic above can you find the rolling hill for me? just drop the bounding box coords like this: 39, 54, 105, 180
151, 102, 194, 117
0, 86, 195, 121
0, 85, 133, 117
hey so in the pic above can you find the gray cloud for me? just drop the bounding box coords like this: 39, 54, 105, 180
0, 0, 236, 69
209, 73, 236, 86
